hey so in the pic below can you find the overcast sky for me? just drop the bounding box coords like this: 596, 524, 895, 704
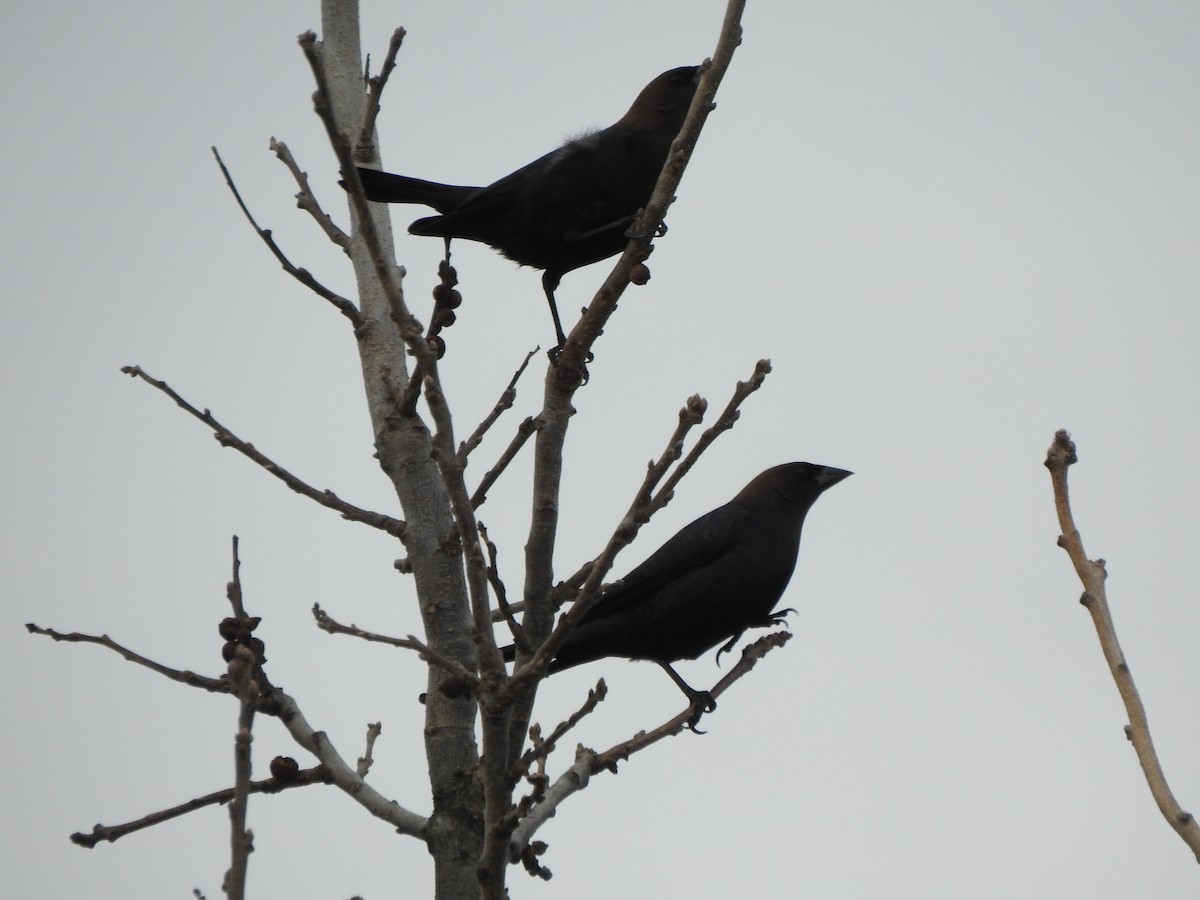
4, 1, 1200, 897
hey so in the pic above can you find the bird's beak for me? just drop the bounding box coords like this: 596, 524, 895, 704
816, 467, 853, 490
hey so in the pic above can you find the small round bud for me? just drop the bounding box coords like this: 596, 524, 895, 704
248, 637, 267, 665
427, 335, 446, 358
218, 617, 242, 641
432, 283, 449, 302
433, 308, 457, 328
630, 264, 651, 285
442, 289, 463, 309
270, 756, 300, 782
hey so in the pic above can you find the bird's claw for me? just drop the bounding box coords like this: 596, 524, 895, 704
685, 690, 716, 733
547, 343, 593, 383
767, 607, 797, 626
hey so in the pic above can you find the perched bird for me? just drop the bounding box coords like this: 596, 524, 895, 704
354, 66, 700, 349
504, 462, 852, 726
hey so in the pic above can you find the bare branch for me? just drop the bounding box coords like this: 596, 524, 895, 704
226, 656, 255, 899
226, 536, 247, 618
647, 358, 771, 510
299, 32, 433, 366
26, 624, 228, 694
312, 603, 480, 688
225, 539, 254, 900
257, 685, 428, 837
515, 679, 607, 777
121, 365, 407, 539
479, 523, 521, 647
516, 359, 770, 688
421, 369, 522, 881
360, 28, 407, 155
548, 0, 746, 376
458, 349, 537, 463
509, 631, 788, 862
1045, 429, 1200, 862
211, 146, 361, 325
70, 766, 334, 849
358, 722, 383, 778
269, 138, 351, 247
471, 415, 541, 510
516, 0, 748, 783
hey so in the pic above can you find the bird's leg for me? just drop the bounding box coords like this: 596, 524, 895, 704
541, 272, 569, 356
655, 661, 716, 733
542, 271, 593, 371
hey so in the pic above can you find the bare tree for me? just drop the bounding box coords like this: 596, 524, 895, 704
22, 2, 825, 898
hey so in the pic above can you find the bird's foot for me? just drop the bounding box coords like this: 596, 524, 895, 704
714, 632, 741, 667
684, 690, 717, 734
767, 607, 797, 626
547, 343, 593, 382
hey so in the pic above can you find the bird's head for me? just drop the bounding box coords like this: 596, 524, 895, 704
616, 65, 701, 133
736, 462, 853, 510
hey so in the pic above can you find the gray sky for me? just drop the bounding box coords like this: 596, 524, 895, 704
4, 1, 1200, 897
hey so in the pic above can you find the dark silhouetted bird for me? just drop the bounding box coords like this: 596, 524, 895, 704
503, 462, 852, 726
354, 66, 700, 349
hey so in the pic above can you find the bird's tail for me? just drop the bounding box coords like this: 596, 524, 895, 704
353, 167, 479, 214
500, 643, 516, 663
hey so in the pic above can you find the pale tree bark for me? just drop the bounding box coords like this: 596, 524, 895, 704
1045, 431, 1200, 865
314, 3, 484, 896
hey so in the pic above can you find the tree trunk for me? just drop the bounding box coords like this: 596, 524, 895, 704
319, 2, 484, 897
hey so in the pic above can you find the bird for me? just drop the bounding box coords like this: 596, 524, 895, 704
353, 65, 701, 350
503, 462, 852, 727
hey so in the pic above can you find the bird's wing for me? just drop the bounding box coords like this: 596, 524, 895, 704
580, 504, 745, 620
425, 151, 556, 231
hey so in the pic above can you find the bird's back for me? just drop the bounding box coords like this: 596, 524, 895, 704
550, 500, 803, 670
411, 124, 678, 274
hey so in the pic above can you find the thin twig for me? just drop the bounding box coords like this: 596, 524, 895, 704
647, 359, 771, 511
1045, 430, 1200, 862
25, 625, 228, 693
70, 767, 334, 848
359, 28, 406, 156
312, 603, 480, 687
211, 146, 361, 325
226, 536, 247, 618
269, 138, 350, 247
471, 415, 541, 510
458, 349, 537, 463
479, 522, 521, 648
256, 685, 427, 837
508, 632, 788, 864
121, 365, 407, 539
358, 723, 383, 778
515, 680, 607, 776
